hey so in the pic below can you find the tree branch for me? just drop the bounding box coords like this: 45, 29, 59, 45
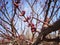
32, 19, 60, 45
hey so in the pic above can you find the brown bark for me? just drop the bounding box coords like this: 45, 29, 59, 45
33, 19, 60, 45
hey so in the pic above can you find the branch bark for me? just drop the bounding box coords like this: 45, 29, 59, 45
32, 19, 60, 45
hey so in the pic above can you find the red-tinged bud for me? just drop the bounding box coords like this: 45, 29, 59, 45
28, 23, 35, 27
22, 11, 25, 15
27, 16, 31, 20
7, 37, 10, 40
31, 27, 36, 32
20, 11, 25, 16
28, 23, 31, 27
28, 23, 36, 32
31, 23, 34, 27
30, 23, 36, 32
31, 29, 35, 32
24, 16, 31, 22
